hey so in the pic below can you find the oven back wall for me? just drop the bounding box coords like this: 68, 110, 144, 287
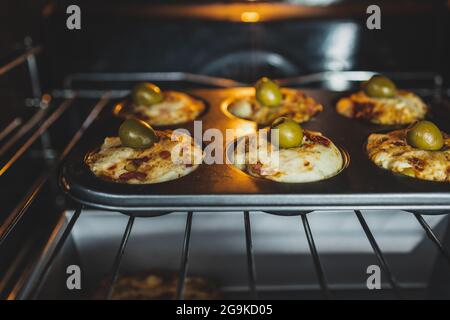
43, 0, 449, 87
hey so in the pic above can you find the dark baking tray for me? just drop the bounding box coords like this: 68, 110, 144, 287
60, 88, 450, 215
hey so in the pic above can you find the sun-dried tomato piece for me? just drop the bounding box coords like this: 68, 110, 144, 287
304, 132, 330, 147
129, 156, 150, 167
119, 171, 147, 181
353, 102, 379, 120
408, 157, 426, 171
159, 150, 171, 159
249, 162, 263, 174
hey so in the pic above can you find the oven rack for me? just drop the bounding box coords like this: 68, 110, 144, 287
14, 206, 450, 300
54, 70, 446, 99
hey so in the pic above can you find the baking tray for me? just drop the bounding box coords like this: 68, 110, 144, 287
60, 88, 450, 215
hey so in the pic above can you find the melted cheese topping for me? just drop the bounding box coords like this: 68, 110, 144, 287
232, 129, 344, 183
86, 130, 203, 184
336, 90, 427, 125
119, 91, 205, 126
228, 88, 323, 125
366, 129, 450, 182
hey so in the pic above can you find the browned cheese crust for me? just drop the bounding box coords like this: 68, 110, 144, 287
115, 91, 205, 126
337, 90, 427, 125
86, 130, 202, 184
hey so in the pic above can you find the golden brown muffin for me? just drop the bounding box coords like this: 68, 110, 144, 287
337, 90, 427, 125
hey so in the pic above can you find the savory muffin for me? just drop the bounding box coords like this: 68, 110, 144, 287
115, 82, 205, 126
231, 118, 344, 183
227, 77, 322, 126
366, 121, 450, 182
86, 119, 202, 184
336, 75, 427, 125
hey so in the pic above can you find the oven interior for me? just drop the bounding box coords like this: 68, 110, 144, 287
0, 0, 450, 300
16, 210, 450, 299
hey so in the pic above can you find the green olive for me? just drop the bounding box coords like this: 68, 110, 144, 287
255, 77, 282, 107
364, 75, 397, 98
119, 119, 158, 149
132, 82, 163, 106
271, 117, 303, 149
406, 120, 444, 151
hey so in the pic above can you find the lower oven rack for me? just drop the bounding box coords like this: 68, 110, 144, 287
14, 205, 450, 300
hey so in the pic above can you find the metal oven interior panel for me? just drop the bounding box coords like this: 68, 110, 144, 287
1, 1, 450, 301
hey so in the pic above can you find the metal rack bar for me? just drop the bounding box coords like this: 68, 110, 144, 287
0, 105, 49, 159
64, 72, 246, 89
414, 213, 450, 267
0, 118, 22, 144
278, 71, 442, 86
355, 210, 402, 298
176, 211, 194, 300
24, 40, 42, 99
53, 89, 129, 100
106, 216, 135, 300
0, 95, 110, 245
301, 214, 330, 299
0, 46, 42, 76
0, 97, 74, 176
244, 211, 258, 299
30, 205, 82, 299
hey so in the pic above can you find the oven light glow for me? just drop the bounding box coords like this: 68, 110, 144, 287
241, 11, 260, 23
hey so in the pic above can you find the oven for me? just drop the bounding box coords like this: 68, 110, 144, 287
0, 0, 450, 301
